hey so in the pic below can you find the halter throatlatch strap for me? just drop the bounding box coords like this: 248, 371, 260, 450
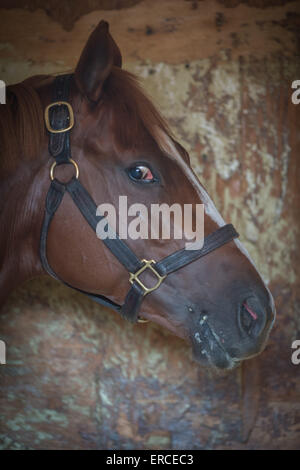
40, 73, 239, 323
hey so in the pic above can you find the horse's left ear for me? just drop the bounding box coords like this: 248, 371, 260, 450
75, 20, 122, 103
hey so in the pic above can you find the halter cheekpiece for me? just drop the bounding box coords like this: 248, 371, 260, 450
40, 74, 239, 323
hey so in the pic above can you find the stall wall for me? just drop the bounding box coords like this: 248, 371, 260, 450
0, 0, 299, 449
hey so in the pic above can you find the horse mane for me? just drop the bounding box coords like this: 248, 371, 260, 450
0, 82, 45, 175
0, 68, 185, 177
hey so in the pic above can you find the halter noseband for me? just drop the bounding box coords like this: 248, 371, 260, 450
40, 74, 239, 323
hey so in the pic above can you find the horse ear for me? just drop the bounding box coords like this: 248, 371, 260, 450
75, 20, 122, 103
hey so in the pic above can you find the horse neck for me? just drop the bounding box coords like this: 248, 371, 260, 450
0, 157, 46, 308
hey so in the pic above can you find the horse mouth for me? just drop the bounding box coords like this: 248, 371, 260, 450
191, 319, 240, 370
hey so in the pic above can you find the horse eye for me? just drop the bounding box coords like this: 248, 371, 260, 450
127, 165, 155, 183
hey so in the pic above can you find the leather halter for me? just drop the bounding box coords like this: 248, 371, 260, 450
40, 74, 239, 323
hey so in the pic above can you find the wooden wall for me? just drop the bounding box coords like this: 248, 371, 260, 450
0, 0, 299, 449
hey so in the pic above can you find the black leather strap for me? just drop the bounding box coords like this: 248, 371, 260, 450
156, 224, 238, 276
40, 73, 240, 324
40, 179, 239, 322
40, 179, 66, 279
120, 224, 239, 320
66, 178, 143, 274
48, 74, 73, 164
40, 178, 123, 314
121, 282, 145, 322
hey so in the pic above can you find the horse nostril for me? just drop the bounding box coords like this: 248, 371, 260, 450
239, 298, 266, 338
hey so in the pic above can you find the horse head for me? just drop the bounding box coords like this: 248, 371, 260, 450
0, 20, 276, 370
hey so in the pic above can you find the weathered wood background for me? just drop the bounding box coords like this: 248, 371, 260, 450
0, 0, 299, 450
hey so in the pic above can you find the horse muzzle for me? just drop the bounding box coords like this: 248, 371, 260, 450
190, 294, 275, 370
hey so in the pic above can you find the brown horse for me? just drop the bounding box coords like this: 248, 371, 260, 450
0, 20, 275, 370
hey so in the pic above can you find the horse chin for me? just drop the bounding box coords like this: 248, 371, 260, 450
192, 346, 240, 371
190, 322, 240, 370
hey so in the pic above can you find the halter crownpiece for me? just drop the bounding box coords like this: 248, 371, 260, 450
40, 74, 239, 323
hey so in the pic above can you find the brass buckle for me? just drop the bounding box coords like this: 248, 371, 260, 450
44, 101, 74, 133
50, 158, 79, 181
129, 259, 166, 296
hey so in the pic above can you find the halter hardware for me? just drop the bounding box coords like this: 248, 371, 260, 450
44, 101, 75, 133
50, 159, 79, 181
137, 317, 150, 323
129, 259, 166, 296
40, 74, 239, 324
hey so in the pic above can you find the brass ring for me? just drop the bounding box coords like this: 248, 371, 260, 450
138, 317, 150, 323
50, 158, 79, 181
